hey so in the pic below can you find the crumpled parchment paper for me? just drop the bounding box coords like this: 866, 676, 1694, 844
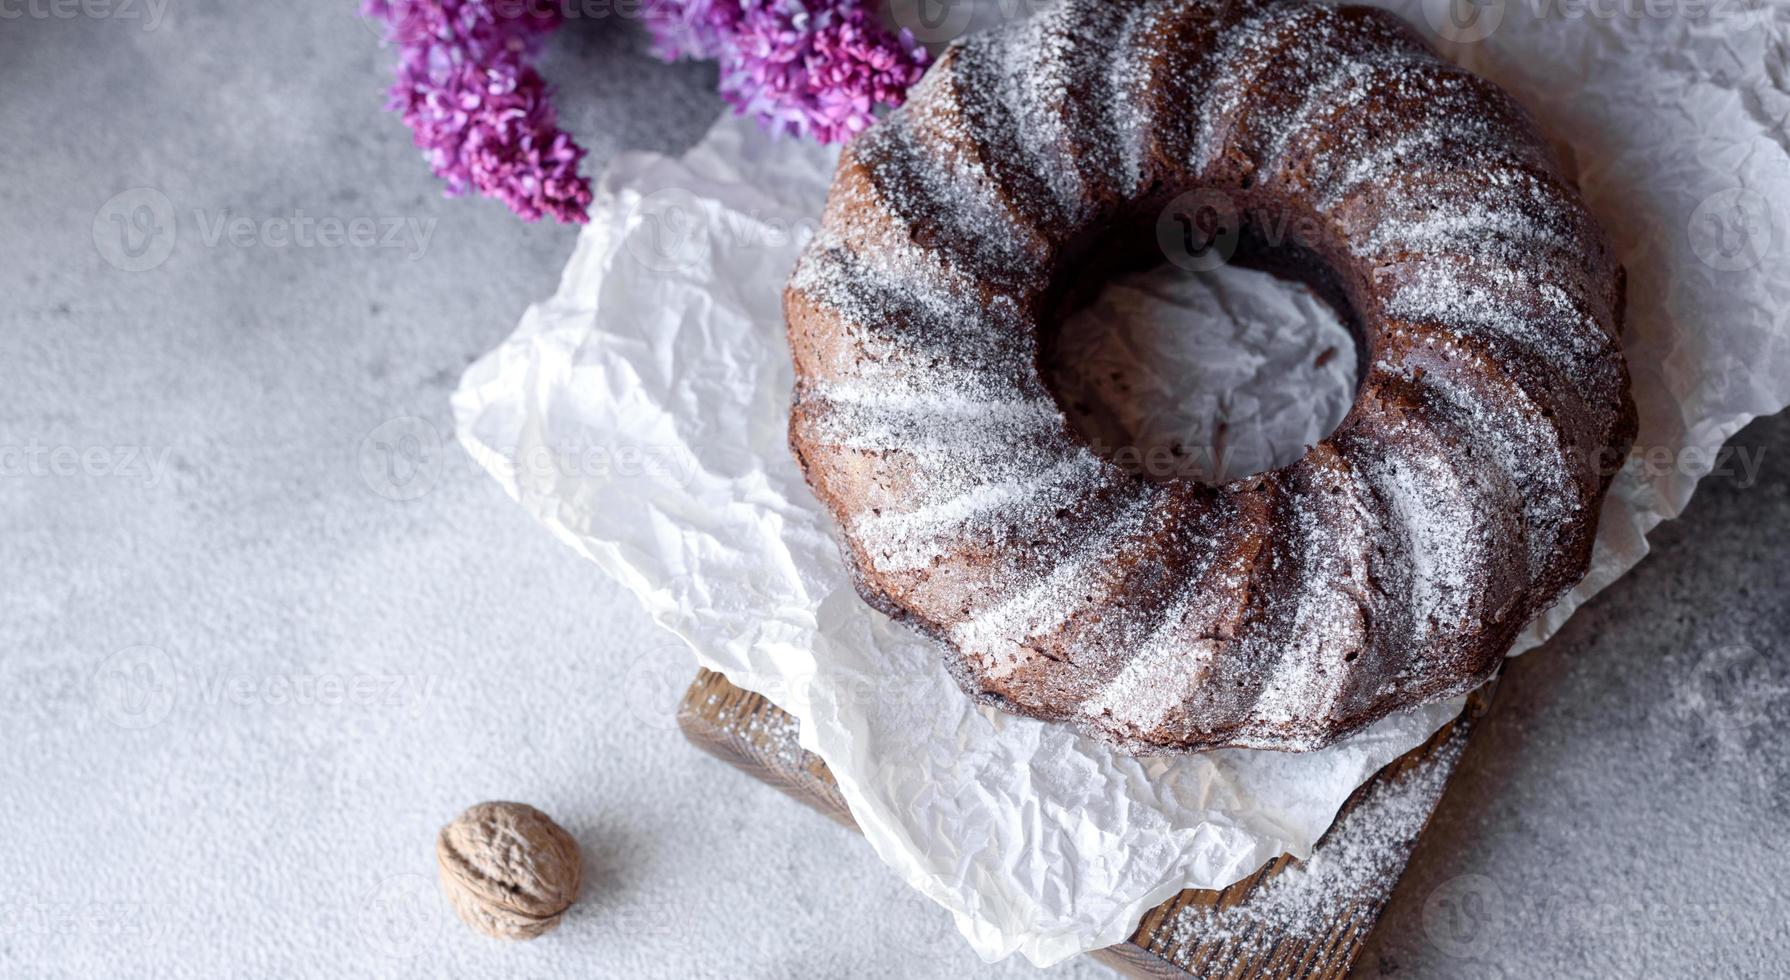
453, 1, 1790, 965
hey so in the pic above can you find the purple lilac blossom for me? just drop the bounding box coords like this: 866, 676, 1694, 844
648, 0, 929, 144
365, 0, 593, 224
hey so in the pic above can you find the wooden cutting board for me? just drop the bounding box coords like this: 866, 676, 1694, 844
677, 670, 1494, 978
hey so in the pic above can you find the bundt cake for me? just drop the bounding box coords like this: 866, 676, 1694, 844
783, 0, 1638, 753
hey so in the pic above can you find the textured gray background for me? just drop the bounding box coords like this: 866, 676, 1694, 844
2, 3, 1787, 978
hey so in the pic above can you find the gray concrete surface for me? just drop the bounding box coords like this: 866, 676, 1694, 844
1, 3, 1786, 978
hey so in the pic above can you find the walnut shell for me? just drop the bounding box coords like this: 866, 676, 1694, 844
436, 801, 582, 940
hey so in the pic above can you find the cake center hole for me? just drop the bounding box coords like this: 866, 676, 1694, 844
1044, 260, 1359, 486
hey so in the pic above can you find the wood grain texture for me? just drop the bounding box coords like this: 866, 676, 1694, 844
678, 670, 1496, 978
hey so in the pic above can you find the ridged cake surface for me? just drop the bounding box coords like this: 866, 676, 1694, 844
784, 0, 1638, 753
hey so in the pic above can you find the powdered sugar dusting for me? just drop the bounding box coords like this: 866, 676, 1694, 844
1246, 473, 1372, 727
1349, 419, 1478, 642
993, 12, 1087, 213
852, 455, 1102, 572
1381, 256, 1610, 377
803, 383, 1054, 450
949, 493, 1156, 675
1394, 355, 1581, 580
1189, 6, 1322, 174
1082, 628, 1221, 734
1307, 69, 1512, 208
1258, 48, 1427, 177
1102, 3, 1166, 193
1361, 201, 1573, 259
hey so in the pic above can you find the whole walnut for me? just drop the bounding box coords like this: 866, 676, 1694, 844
436, 801, 583, 940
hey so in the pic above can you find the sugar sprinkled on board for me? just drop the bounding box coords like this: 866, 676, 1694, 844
1165, 729, 1467, 961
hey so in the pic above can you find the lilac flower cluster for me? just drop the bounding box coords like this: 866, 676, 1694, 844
366, 1, 927, 223
365, 0, 594, 224
646, 0, 930, 144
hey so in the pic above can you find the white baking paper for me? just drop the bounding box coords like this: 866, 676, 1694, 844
453, 2, 1790, 965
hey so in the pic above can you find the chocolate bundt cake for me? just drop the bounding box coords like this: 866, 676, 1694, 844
784, 0, 1638, 752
